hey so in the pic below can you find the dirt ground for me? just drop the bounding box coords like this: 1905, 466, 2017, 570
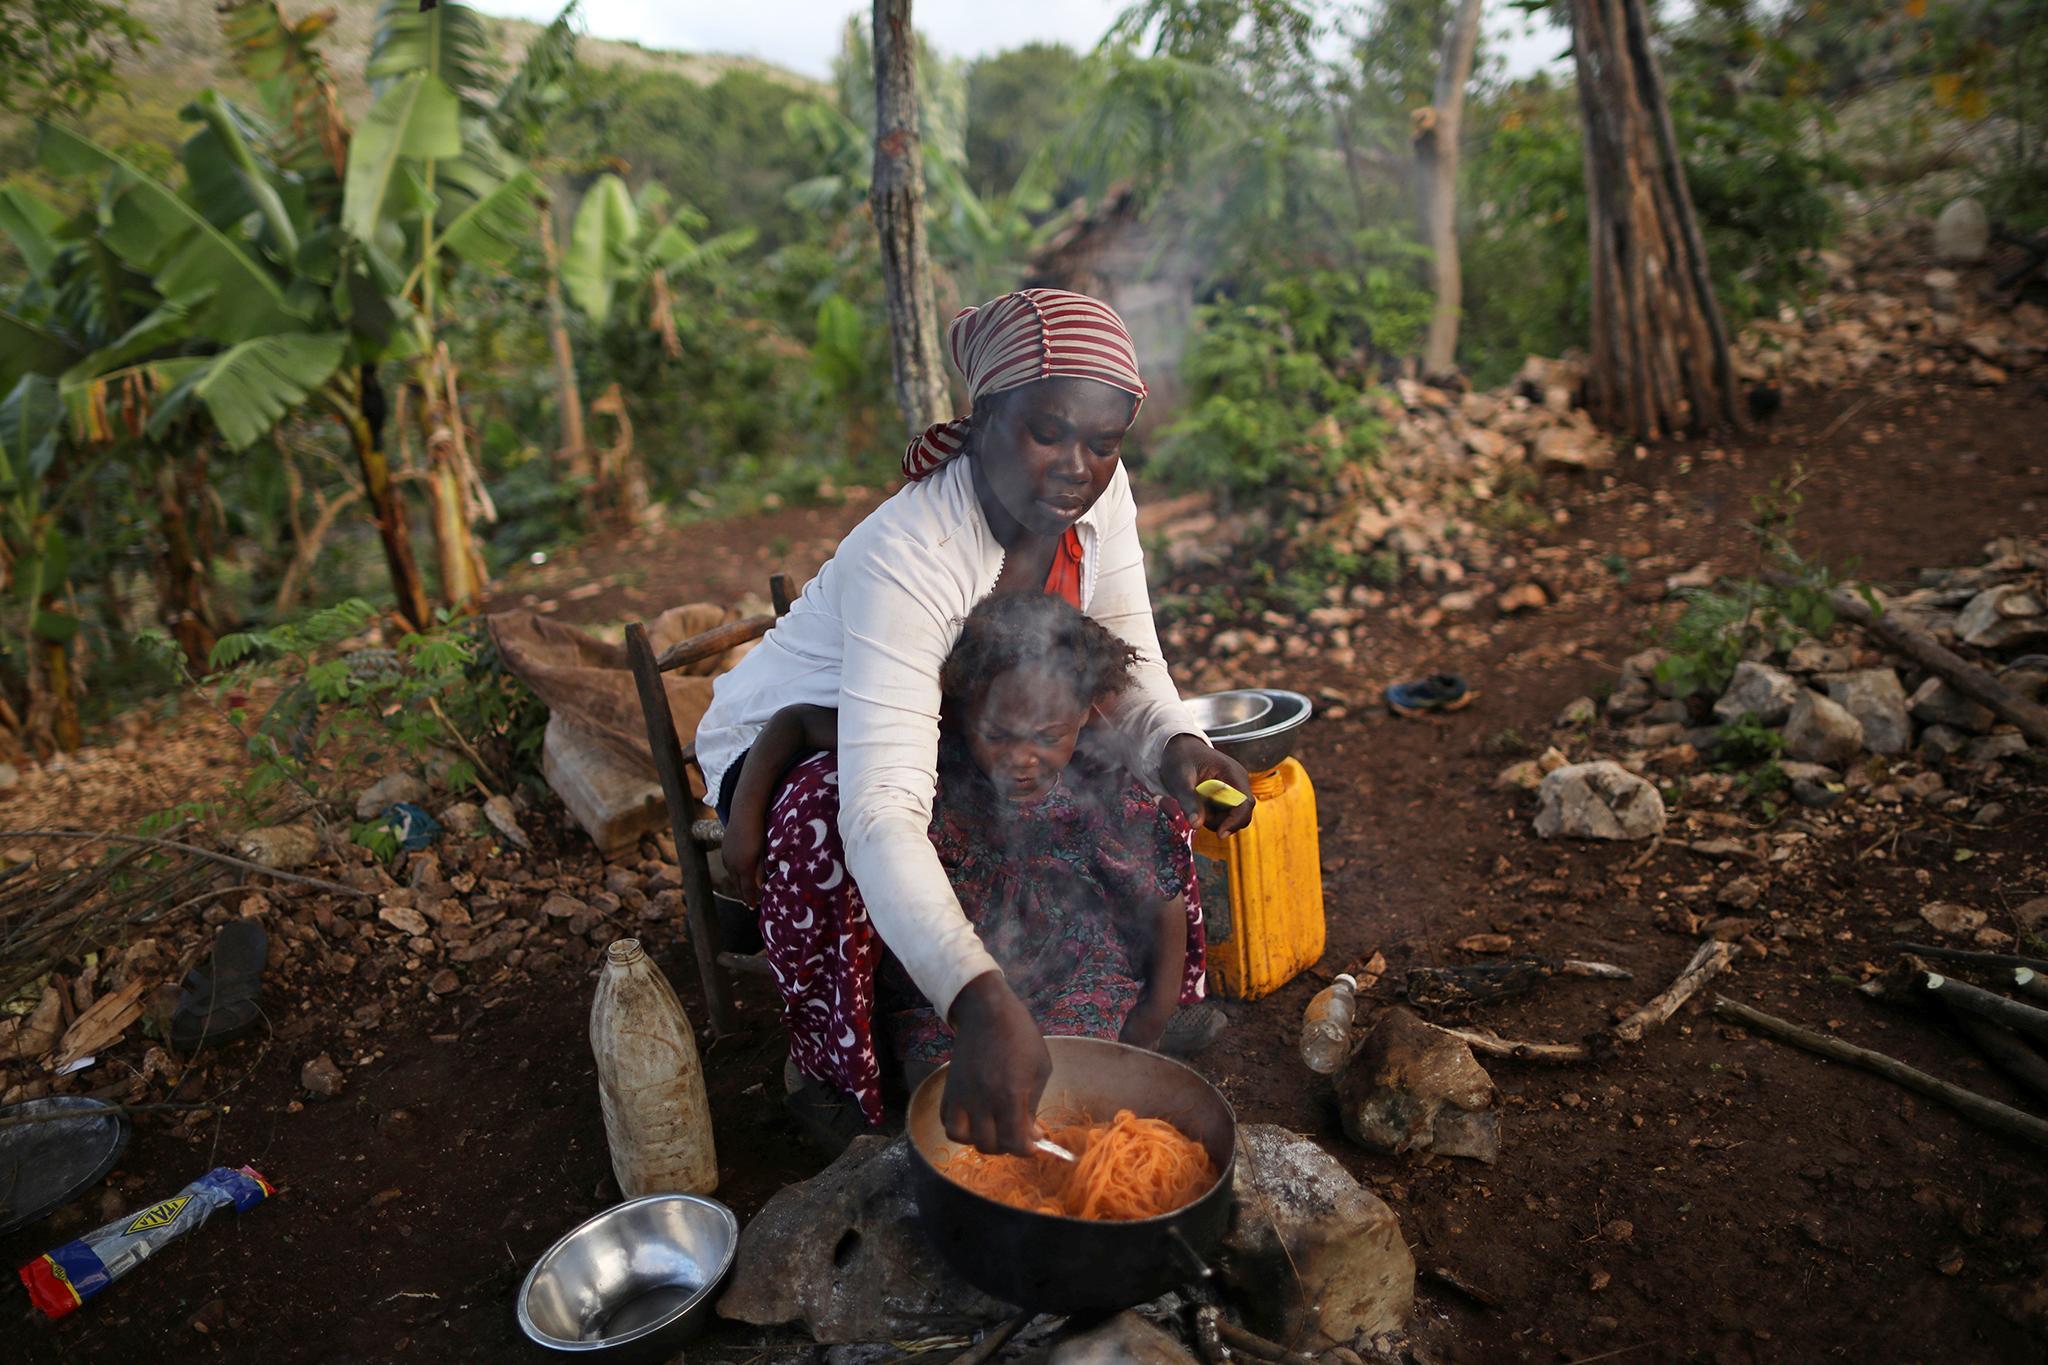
5, 362, 2046, 1364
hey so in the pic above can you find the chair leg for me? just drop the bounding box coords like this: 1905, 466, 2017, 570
626, 623, 739, 1037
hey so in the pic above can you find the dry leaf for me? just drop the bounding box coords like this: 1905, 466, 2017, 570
54, 977, 149, 1070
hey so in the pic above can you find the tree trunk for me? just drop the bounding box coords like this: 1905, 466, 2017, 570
537, 203, 589, 481
870, 0, 948, 438
1568, 0, 1742, 439
1417, 0, 1484, 380
343, 365, 432, 631
156, 447, 217, 672
416, 360, 488, 615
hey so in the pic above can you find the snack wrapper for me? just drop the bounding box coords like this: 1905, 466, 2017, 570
18, 1165, 274, 1319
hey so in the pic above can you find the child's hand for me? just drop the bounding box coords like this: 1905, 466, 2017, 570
1119, 995, 1175, 1050
722, 812, 767, 905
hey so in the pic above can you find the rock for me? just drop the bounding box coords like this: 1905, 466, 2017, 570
1897, 770, 1945, 802
1497, 582, 1548, 614
1555, 696, 1597, 728
1714, 661, 1800, 726
234, 824, 321, 870
1783, 690, 1864, 764
1821, 669, 1911, 754
1933, 197, 1990, 263
1786, 639, 1854, 674
2016, 898, 2048, 937
355, 772, 430, 821
1337, 1006, 1499, 1164
378, 905, 429, 937
1533, 762, 1667, 841
440, 801, 485, 837
1495, 760, 1543, 794
1919, 723, 1971, 761
1956, 585, 2048, 651
1969, 359, 2009, 387
1965, 732, 2029, 764
541, 891, 588, 919
1219, 1123, 1415, 1348
718, 1136, 1010, 1342
1717, 876, 1763, 911
427, 968, 461, 995
1536, 746, 1571, 774
483, 794, 533, 851
1464, 427, 1511, 462
1974, 802, 2008, 826
1050, 1313, 1195, 1364
1534, 425, 1613, 472
1920, 902, 1987, 936
1791, 777, 1845, 809
542, 715, 666, 861
301, 1053, 346, 1100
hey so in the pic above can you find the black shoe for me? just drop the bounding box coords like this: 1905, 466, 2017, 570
1158, 1004, 1229, 1058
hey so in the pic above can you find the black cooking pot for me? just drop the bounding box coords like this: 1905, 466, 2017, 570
905, 1036, 1237, 1313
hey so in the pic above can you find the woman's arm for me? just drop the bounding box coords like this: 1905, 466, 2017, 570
1118, 895, 1188, 1049
833, 537, 1047, 1154
722, 704, 839, 905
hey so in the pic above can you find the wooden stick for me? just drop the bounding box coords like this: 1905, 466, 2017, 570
1561, 959, 1634, 980
947, 1310, 1033, 1365
1942, 1007, 2048, 1108
1437, 1024, 1593, 1064
2015, 969, 2048, 1005
1803, 579, 2048, 747
1194, 1306, 1228, 1365
1213, 1316, 1315, 1365
1893, 942, 2048, 974
652, 614, 777, 672
0, 829, 368, 898
0, 1101, 222, 1131
1614, 940, 1736, 1042
1921, 972, 2048, 1046
1712, 995, 2048, 1150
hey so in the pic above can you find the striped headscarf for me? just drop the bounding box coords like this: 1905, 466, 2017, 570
902, 288, 1148, 481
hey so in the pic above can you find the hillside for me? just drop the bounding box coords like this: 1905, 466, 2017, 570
110, 0, 821, 115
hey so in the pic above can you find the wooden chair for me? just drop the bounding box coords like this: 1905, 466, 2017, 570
625, 572, 792, 1038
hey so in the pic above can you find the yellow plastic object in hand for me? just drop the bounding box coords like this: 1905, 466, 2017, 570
1195, 779, 1248, 808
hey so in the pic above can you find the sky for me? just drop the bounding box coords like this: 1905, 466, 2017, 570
471, 1, 1569, 84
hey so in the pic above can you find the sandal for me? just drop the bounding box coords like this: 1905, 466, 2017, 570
782, 1056, 877, 1158
168, 919, 269, 1052
1384, 673, 1475, 717
1158, 1003, 1229, 1058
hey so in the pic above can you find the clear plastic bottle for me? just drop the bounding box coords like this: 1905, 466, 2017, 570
590, 939, 718, 1196
1299, 973, 1359, 1074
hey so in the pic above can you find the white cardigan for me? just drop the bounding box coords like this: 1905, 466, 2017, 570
694, 457, 1199, 1020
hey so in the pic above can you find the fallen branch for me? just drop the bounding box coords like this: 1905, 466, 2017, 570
1407, 957, 1629, 1010
0, 829, 368, 898
2015, 969, 2048, 1006
1437, 1024, 1592, 1064
1891, 941, 2048, 974
1943, 1008, 2048, 1109
1785, 577, 2048, 747
1213, 1315, 1316, 1365
0, 1101, 223, 1131
1563, 959, 1635, 980
1920, 972, 2048, 1046
946, 1311, 1033, 1365
1712, 996, 2048, 1150
1614, 940, 1736, 1043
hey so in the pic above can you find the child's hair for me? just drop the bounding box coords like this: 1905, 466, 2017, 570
941, 592, 1139, 712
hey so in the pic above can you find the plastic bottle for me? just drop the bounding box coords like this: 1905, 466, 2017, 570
1299, 973, 1359, 1074
590, 938, 718, 1196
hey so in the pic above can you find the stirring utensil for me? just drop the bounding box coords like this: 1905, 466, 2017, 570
1032, 1137, 1077, 1163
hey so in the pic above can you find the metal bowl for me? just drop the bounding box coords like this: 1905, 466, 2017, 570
517, 1194, 739, 1360
1185, 689, 1275, 738
1204, 689, 1314, 774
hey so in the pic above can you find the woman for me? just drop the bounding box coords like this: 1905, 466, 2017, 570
695, 288, 1254, 1156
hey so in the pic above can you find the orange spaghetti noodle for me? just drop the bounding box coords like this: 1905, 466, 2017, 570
937, 1110, 1217, 1220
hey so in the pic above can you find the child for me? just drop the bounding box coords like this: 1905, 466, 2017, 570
723, 591, 1205, 1097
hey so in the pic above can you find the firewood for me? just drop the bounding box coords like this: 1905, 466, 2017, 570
1613, 940, 1736, 1042
1435, 1025, 1594, 1065
2014, 969, 2048, 1006
1213, 1315, 1316, 1365
1713, 996, 2048, 1150
1891, 942, 2048, 974
1405, 958, 1635, 1010
1919, 972, 2048, 1047
1943, 1008, 2048, 1109
946, 1310, 1032, 1365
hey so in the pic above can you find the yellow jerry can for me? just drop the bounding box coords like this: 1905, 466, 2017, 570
1194, 756, 1324, 1001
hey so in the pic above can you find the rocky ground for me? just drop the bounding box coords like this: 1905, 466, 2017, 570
1, 227, 2046, 1363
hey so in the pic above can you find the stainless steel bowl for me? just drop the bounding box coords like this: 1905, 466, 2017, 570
517, 1194, 739, 1360
1186, 689, 1275, 738
1205, 689, 1314, 774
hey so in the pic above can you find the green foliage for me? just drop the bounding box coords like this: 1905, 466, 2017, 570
210, 602, 543, 809
1157, 260, 1413, 503
0, 0, 154, 117
965, 44, 1085, 199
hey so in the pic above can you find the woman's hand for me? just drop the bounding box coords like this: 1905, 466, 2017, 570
942, 970, 1051, 1155
1118, 995, 1175, 1050
1159, 733, 1257, 835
